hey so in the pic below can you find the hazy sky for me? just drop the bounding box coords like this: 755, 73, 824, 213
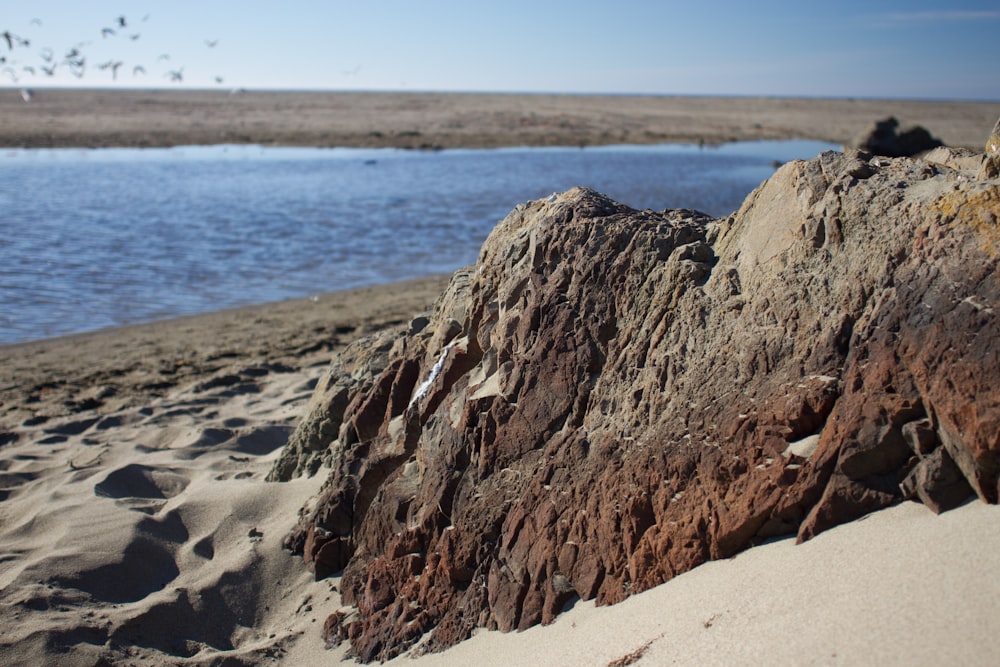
2, 1, 998, 100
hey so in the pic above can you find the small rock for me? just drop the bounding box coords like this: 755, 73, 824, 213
850, 116, 942, 157
900, 447, 975, 514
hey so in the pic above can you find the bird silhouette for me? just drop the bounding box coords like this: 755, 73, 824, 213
3, 13, 229, 87
97, 60, 123, 79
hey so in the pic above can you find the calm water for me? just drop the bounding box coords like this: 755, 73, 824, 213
0, 140, 836, 344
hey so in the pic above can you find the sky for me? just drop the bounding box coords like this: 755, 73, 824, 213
2, 1, 998, 100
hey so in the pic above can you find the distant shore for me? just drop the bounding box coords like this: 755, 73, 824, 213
1, 89, 997, 150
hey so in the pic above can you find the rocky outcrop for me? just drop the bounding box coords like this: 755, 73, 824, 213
272, 144, 1000, 662
849, 116, 943, 157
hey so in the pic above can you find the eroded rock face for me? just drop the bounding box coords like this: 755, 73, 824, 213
274, 147, 1000, 662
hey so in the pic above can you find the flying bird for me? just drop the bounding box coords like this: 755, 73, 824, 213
97, 60, 123, 79
0, 14, 229, 87
20, 88, 32, 102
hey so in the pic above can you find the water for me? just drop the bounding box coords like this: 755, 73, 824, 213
0, 140, 836, 344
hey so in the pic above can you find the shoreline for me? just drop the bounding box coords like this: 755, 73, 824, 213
0, 275, 451, 435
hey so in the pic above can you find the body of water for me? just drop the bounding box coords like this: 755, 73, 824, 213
0, 140, 836, 344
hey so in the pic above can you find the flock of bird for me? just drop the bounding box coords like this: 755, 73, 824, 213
2, 14, 224, 96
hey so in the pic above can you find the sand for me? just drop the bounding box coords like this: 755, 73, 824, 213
0, 277, 451, 665
2, 91, 999, 665
386, 500, 1000, 667
2, 89, 999, 150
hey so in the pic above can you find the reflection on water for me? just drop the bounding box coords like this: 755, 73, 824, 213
0, 140, 837, 344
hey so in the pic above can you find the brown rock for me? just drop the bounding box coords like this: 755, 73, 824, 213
850, 116, 943, 157
276, 144, 1000, 660
900, 447, 974, 514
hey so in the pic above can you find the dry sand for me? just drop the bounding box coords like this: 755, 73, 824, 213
1, 91, 999, 665
0, 278, 451, 665
1, 89, 998, 150
386, 500, 1000, 667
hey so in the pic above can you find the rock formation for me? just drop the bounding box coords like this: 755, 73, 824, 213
850, 116, 943, 157
272, 142, 1000, 662
981, 117, 1000, 179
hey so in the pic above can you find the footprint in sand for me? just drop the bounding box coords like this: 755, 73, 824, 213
52, 536, 180, 604
94, 463, 190, 503
231, 425, 292, 456
0, 470, 38, 501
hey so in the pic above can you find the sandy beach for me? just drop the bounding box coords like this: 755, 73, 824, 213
2, 91, 999, 665
0, 277, 451, 665
1, 89, 998, 150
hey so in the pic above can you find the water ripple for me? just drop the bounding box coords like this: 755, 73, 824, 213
0, 141, 836, 344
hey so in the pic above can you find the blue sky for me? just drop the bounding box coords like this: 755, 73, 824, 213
2, 1, 998, 100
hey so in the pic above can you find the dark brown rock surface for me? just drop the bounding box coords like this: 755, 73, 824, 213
850, 116, 943, 157
273, 146, 1000, 661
